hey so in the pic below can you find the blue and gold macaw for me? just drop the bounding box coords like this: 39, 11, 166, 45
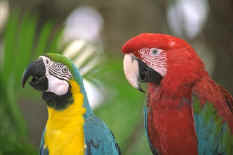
22, 53, 120, 155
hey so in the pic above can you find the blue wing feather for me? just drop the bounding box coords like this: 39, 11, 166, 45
192, 95, 233, 155
40, 129, 49, 155
84, 115, 120, 155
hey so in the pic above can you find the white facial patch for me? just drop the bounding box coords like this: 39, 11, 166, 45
138, 48, 167, 76
46, 73, 70, 95
40, 56, 71, 96
123, 54, 140, 89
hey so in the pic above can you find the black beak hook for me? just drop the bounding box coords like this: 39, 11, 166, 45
21, 58, 47, 91
138, 87, 145, 93
22, 62, 35, 88
138, 83, 145, 93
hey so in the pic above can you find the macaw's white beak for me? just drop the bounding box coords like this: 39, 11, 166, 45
123, 53, 163, 93
123, 54, 144, 92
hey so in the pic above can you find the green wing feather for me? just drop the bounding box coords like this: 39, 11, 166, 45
192, 95, 233, 155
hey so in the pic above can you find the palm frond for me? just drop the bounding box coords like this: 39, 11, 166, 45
34, 22, 54, 58
48, 27, 64, 52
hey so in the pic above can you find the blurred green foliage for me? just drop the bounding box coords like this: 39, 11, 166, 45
0, 10, 62, 154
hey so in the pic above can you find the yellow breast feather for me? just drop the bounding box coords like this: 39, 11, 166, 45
44, 80, 86, 155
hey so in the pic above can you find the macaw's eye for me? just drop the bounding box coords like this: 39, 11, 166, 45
62, 68, 68, 73
150, 48, 163, 56
151, 48, 158, 55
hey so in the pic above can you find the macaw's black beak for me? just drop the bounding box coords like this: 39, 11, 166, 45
123, 54, 162, 93
22, 58, 48, 91
138, 60, 163, 85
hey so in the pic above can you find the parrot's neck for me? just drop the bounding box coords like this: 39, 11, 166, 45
44, 80, 86, 155
72, 64, 93, 118
146, 83, 198, 155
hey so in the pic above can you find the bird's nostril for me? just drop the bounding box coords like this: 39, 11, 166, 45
32, 75, 39, 82
31, 77, 36, 82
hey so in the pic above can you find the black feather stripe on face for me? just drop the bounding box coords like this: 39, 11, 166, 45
42, 84, 73, 110
48, 69, 71, 81
46, 61, 72, 81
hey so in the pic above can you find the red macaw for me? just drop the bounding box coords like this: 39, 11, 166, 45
122, 33, 233, 155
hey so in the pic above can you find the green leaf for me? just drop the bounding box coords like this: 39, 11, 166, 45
6, 77, 27, 139
34, 22, 54, 58
48, 27, 63, 53
14, 14, 36, 89
3, 12, 19, 83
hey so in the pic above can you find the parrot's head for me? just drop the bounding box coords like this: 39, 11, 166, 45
122, 33, 206, 95
22, 53, 85, 109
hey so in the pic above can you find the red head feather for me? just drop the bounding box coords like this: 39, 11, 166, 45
122, 33, 207, 97
122, 33, 191, 54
